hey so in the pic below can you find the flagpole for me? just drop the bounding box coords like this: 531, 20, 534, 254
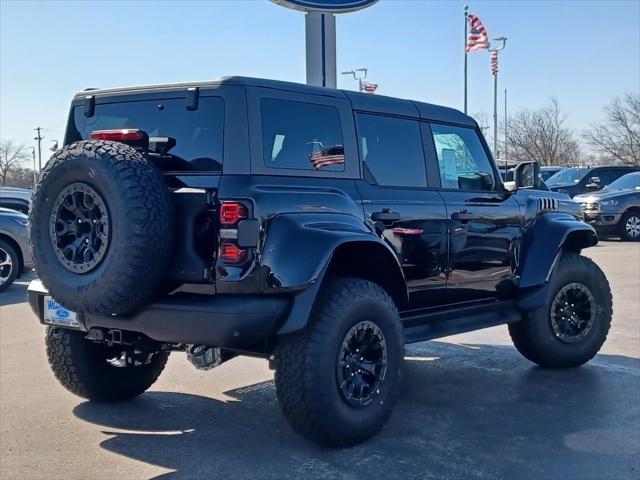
504, 88, 508, 178
463, 4, 469, 114
489, 37, 507, 163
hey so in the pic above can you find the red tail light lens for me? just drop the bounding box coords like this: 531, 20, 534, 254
90, 129, 146, 142
220, 202, 248, 225
219, 242, 247, 264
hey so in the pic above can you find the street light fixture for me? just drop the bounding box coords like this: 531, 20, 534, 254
28, 147, 36, 184
341, 68, 368, 92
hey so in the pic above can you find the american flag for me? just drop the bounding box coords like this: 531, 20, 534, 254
309, 146, 345, 170
466, 14, 489, 53
361, 81, 378, 94
491, 50, 498, 76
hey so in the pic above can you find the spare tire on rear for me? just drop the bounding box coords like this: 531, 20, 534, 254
30, 140, 173, 315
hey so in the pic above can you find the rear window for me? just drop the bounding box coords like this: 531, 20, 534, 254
260, 98, 345, 172
68, 97, 224, 172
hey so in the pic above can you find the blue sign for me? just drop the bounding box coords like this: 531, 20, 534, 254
270, 0, 378, 14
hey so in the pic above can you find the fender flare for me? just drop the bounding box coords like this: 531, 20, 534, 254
518, 213, 597, 310
259, 213, 407, 334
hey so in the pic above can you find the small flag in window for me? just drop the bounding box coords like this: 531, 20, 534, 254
309, 146, 345, 170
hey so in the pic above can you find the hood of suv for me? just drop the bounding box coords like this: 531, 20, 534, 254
574, 187, 640, 203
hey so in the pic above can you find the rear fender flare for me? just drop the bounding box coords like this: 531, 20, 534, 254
260, 213, 407, 334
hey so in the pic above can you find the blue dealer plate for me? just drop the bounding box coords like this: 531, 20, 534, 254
44, 296, 80, 328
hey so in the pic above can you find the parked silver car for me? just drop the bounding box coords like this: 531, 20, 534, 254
0, 187, 31, 214
574, 172, 640, 241
0, 207, 34, 291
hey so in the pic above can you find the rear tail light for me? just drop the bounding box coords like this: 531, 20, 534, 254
220, 202, 248, 225
90, 129, 147, 142
219, 242, 247, 264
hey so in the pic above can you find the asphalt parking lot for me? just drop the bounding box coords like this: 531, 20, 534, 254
1, 240, 638, 480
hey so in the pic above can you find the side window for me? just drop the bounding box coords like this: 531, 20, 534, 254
260, 98, 345, 172
356, 113, 427, 188
430, 123, 497, 191
595, 169, 622, 186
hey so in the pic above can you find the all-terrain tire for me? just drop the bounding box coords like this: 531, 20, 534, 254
30, 140, 173, 315
0, 239, 19, 292
46, 327, 169, 401
618, 210, 640, 242
274, 278, 404, 446
509, 252, 612, 368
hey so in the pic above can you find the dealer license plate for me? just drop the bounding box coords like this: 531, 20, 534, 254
44, 296, 80, 328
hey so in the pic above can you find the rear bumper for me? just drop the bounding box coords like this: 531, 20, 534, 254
27, 280, 291, 349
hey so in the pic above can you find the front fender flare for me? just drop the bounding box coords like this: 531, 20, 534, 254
518, 213, 597, 310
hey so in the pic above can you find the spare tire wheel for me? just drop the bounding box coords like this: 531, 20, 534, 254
30, 140, 174, 315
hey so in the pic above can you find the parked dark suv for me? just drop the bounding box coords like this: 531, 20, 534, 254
27, 77, 612, 446
546, 165, 639, 197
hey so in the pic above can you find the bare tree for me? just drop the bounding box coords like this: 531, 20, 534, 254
471, 111, 491, 137
505, 98, 580, 166
584, 93, 640, 166
5, 167, 35, 188
0, 141, 29, 185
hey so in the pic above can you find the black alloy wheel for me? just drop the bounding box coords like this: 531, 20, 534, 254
550, 282, 596, 343
49, 182, 110, 274
336, 320, 388, 407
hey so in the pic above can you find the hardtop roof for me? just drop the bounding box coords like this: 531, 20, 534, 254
74, 76, 476, 126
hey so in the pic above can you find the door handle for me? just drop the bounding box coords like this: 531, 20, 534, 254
451, 211, 476, 222
371, 210, 401, 223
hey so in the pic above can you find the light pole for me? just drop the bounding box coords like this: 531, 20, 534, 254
33, 127, 44, 171
489, 37, 506, 168
29, 147, 36, 184
341, 68, 368, 92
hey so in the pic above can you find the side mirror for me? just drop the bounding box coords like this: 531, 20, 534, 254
514, 161, 541, 189
586, 177, 601, 190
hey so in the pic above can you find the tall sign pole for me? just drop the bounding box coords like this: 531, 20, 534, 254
269, 1, 379, 88
305, 12, 337, 88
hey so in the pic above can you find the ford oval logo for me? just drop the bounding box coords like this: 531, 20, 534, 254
270, 0, 378, 14
56, 309, 70, 319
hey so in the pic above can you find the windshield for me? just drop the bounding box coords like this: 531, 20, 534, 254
604, 172, 640, 191
546, 167, 590, 187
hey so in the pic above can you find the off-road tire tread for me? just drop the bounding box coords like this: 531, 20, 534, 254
30, 140, 173, 314
45, 327, 168, 401
509, 252, 613, 368
275, 278, 402, 446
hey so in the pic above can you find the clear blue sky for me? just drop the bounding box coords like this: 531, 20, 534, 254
1, 0, 639, 154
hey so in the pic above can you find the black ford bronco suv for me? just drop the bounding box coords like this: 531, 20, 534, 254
27, 77, 612, 446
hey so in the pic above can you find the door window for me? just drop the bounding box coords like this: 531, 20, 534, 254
430, 123, 497, 191
260, 98, 345, 172
356, 113, 427, 188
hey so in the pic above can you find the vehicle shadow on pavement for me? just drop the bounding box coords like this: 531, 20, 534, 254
0, 274, 34, 308
73, 342, 640, 480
